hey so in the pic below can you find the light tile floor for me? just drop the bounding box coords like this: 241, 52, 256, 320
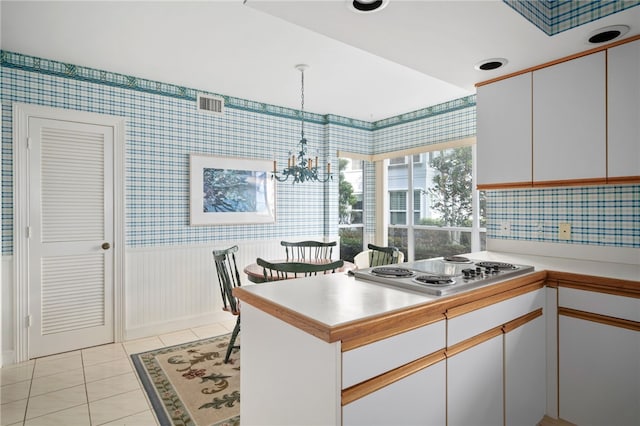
1, 319, 237, 426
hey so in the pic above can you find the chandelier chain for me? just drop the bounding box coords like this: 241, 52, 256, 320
300, 68, 305, 139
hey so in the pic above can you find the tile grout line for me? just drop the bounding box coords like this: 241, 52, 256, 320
81, 350, 93, 426
21, 359, 36, 425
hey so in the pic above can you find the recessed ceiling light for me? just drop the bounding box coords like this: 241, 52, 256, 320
587, 25, 630, 44
474, 58, 508, 71
347, 0, 389, 13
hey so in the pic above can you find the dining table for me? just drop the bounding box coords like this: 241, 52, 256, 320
243, 259, 356, 283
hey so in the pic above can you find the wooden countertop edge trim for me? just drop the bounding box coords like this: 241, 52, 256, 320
546, 271, 640, 298
235, 269, 638, 345
341, 349, 446, 406
338, 310, 445, 352
558, 307, 640, 332
476, 34, 640, 87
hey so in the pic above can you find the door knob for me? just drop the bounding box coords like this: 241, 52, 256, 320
101, 242, 111, 250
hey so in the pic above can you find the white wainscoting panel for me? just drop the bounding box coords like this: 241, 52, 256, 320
2, 256, 14, 366
125, 238, 317, 339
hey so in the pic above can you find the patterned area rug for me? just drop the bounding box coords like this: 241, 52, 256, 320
131, 333, 240, 426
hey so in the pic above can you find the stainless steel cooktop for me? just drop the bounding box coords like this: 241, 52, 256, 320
352, 256, 535, 296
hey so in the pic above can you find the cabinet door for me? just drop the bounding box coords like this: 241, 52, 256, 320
343, 360, 446, 426
533, 51, 606, 182
505, 315, 546, 426
448, 335, 503, 426
559, 315, 640, 426
477, 73, 532, 186
608, 39, 640, 180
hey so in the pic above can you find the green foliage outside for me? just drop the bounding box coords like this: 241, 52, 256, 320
339, 227, 363, 263
339, 159, 357, 225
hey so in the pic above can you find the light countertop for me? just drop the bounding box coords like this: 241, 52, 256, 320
236, 251, 639, 331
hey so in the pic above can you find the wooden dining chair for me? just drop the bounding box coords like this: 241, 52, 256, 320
213, 245, 241, 363
280, 240, 337, 261
367, 243, 402, 267
257, 258, 344, 281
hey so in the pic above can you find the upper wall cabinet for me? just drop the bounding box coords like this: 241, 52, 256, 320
476, 36, 640, 190
608, 39, 640, 181
533, 52, 606, 184
477, 73, 532, 188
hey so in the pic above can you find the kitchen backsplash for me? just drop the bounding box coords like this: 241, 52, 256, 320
486, 185, 639, 247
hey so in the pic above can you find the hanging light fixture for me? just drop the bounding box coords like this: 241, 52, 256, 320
272, 64, 332, 184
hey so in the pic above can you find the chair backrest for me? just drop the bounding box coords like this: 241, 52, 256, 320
367, 243, 402, 267
257, 258, 344, 281
213, 245, 241, 315
281, 240, 337, 262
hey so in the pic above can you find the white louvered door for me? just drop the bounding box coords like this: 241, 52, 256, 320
28, 117, 114, 358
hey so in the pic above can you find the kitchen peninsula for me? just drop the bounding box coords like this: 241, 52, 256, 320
234, 251, 640, 426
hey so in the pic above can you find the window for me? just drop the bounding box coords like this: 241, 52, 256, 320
389, 191, 406, 225
338, 157, 364, 262
389, 154, 421, 166
387, 145, 486, 261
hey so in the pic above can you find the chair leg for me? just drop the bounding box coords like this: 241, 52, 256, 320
224, 316, 241, 363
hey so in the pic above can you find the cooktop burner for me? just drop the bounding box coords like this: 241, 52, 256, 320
442, 256, 472, 263
414, 275, 455, 286
371, 267, 415, 278
475, 261, 517, 270
352, 257, 535, 297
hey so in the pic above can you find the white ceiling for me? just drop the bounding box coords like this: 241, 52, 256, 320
1, 1, 638, 122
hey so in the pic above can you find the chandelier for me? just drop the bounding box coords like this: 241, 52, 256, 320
272, 64, 332, 184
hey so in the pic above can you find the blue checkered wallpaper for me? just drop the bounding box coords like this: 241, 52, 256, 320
2, 51, 639, 253
486, 185, 640, 246
373, 98, 476, 154
504, 0, 640, 36
0, 51, 372, 254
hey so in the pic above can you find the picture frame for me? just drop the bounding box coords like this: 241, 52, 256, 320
190, 154, 276, 225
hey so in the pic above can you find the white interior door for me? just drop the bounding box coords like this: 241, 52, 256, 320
28, 117, 114, 358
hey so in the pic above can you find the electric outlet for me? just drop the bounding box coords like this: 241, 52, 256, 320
558, 223, 571, 240
500, 222, 511, 236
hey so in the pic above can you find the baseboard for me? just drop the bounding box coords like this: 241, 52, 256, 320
538, 415, 577, 426
125, 311, 231, 341
1, 350, 16, 367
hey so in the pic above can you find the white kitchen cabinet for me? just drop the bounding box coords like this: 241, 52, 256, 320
533, 51, 606, 183
477, 72, 532, 187
557, 287, 640, 426
447, 287, 546, 426
342, 320, 445, 388
505, 314, 546, 426
241, 304, 342, 426
559, 315, 639, 426
343, 359, 446, 426
608, 39, 640, 180
448, 334, 504, 426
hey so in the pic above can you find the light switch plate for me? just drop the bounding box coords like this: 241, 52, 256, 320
558, 223, 571, 240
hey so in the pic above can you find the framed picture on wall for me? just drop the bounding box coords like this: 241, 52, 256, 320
190, 154, 276, 225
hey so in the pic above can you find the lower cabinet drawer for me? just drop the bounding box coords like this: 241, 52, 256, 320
342, 320, 445, 389
448, 288, 544, 345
